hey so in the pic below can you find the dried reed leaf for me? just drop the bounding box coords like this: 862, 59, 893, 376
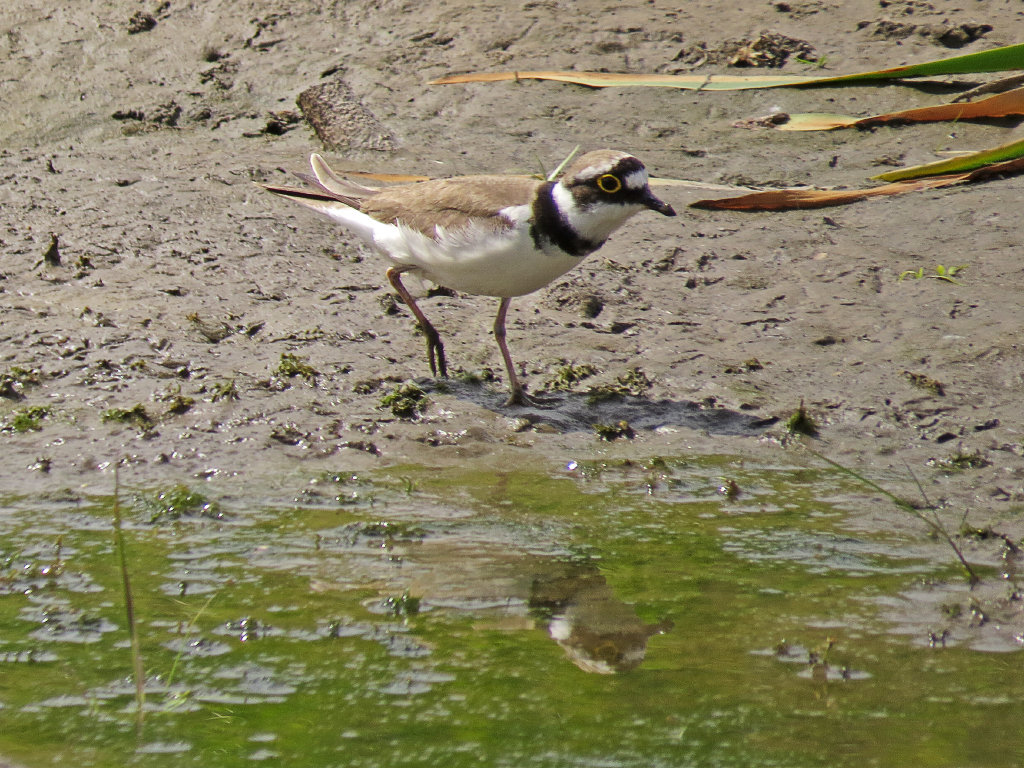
431, 43, 1024, 92
779, 87, 1024, 131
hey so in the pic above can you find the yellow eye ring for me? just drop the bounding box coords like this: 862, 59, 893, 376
597, 174, 622, 194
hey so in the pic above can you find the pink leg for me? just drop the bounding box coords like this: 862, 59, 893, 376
386, 267, 447, 378
494, 297, 531, 406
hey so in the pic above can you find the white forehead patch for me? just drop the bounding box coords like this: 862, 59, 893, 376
623, 168, 648, 191
573, 155, 623, 180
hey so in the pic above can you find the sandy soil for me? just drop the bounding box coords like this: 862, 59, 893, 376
1, 1, 1023, 639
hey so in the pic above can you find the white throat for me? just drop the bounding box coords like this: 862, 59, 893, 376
551, 182, 644, 244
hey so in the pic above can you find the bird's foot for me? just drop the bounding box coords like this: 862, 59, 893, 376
503, 387, 558, 408
426, 336, 448, 379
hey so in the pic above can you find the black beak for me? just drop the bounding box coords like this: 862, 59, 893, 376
642, 188, 676, 217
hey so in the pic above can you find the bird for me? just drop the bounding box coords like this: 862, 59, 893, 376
258, 149, 676, 406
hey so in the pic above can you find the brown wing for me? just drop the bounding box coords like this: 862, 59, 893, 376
361, 175, 543, 237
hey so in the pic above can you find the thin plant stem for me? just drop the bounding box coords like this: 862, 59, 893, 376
165, 593, 216, 692
900, 460, 933, 509
545, 145, 581, 181
806, 448, 979, 586
112, 465, 146, 729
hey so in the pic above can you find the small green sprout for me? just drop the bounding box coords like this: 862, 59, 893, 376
898, 264, 967, 285
794, 55, 828, 68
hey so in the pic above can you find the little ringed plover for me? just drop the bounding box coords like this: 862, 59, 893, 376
259, 149, 676, 406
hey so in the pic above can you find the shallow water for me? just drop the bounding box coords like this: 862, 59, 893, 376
0, 456, 1020, 767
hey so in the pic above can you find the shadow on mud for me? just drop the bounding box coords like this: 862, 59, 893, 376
421, 379, 777, 436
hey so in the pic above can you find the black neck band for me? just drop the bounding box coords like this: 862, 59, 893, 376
530, 182, 601, 258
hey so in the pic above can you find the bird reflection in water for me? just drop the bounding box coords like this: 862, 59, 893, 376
529, 563, 674, 674
353, 527, 674, 674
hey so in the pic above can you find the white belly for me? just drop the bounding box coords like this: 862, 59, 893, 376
373, 215, 585, 298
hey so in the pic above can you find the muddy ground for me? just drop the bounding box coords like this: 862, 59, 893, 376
1, 1, 1023, 644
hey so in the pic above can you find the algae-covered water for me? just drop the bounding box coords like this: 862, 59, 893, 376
0, 456, 1020, 767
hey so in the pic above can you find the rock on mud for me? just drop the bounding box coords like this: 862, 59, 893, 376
297, 79, 395, 151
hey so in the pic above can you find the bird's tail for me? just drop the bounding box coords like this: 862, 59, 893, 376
308, 153, 381, 200
257, 182, 363, 213
257, 153, 384, 213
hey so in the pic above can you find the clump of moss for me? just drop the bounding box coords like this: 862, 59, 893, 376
379, 382, 429, 419
940, 602, 963, 619
164, 394, 194, 415
718, 478, 741, 500
0, 366, 41, 400
378, 293, 401, 316
454, 367, 497, 386
311, 470, 373, 504
186, 312, 234, 343
352, 379, 382, 394
349, 520, 427, 544
381, 590, 421, 618
593, 420, 635, 441
275, 353, 319, 384
101, 404, 154, 429
586, 367, 652, 403
786, 400, 818, 437
4, 405, 52, 433
724, 358, 764, 374
929, 449, 991, 473
542, 362, 598, 392
210, 379, 239, 402
903, 370, 945, 396
140, 484, 223, 523
580, 295, 604, 318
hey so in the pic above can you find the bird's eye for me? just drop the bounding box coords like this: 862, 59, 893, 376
597, 174, 622, 194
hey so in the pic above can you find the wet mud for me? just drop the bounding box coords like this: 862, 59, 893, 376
1, 0, 1023, 648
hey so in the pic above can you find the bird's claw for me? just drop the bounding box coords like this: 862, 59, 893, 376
503, 388, 557, 408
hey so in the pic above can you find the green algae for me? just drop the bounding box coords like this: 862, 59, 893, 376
0, 458, 1019, 768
